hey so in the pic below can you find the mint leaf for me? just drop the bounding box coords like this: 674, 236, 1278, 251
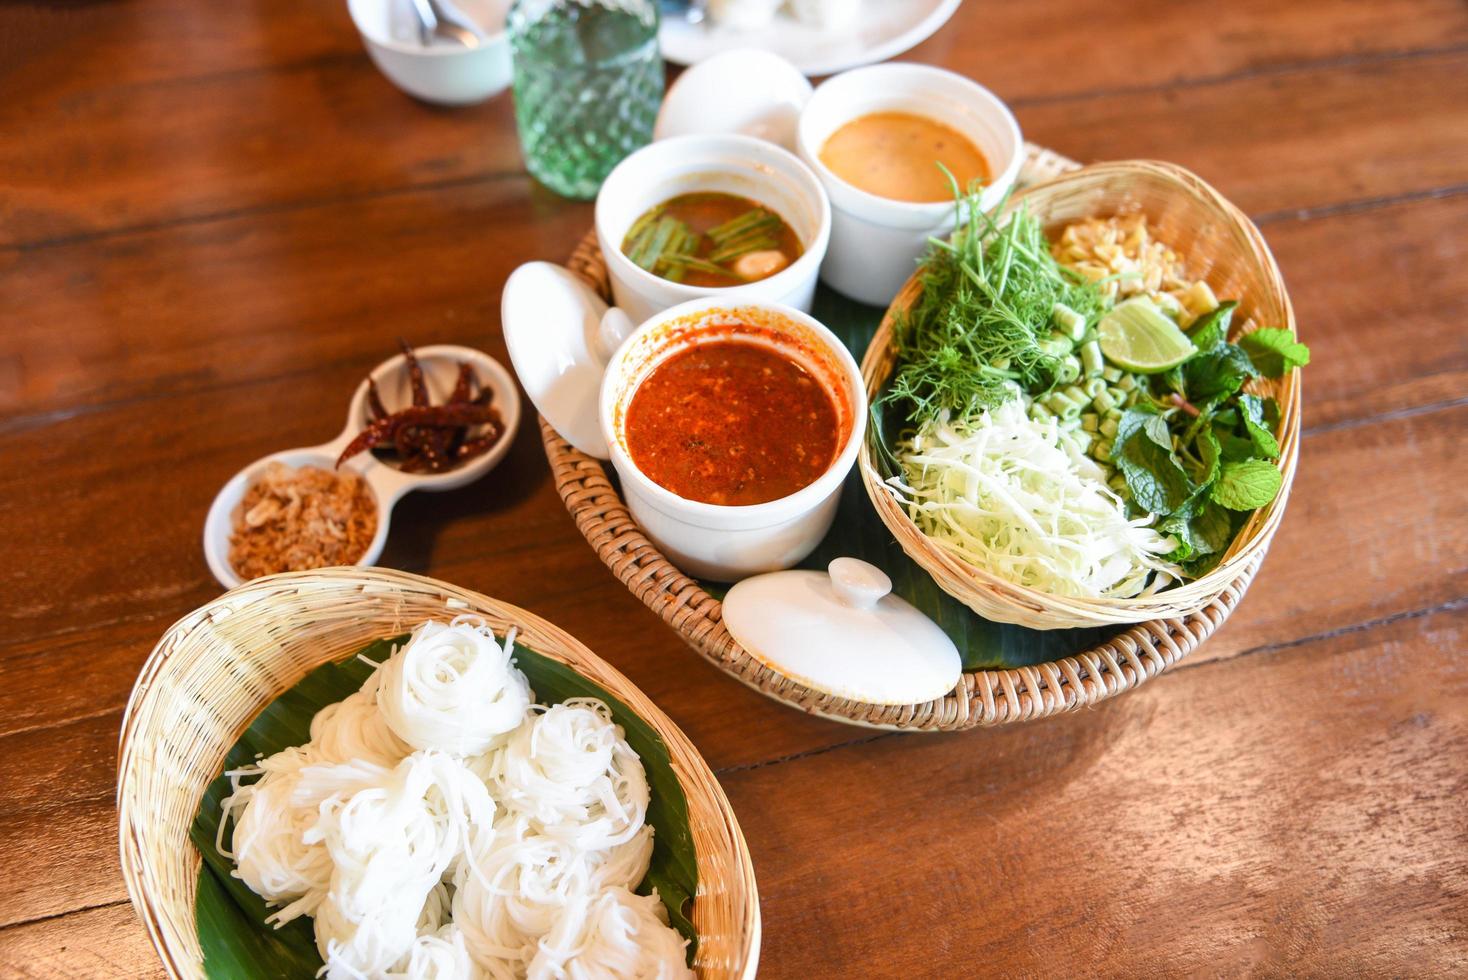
1240, 328, 1310, 377
1183, 549, 1226, 578
1141, 412, 1173, 451
1214, 425, 1256, 462
1210, 459, 1283, 510
1160, 514, 1194, 563
1116, 429, 1192, 515
1237, 394, 1281, 459
1262, 397, 1281, 429
1186, 301, 1236, 352
1115, 407, 1159, 447
1193, 427, 1222, 487
1184, 342, 1257, 402
1191, 500, 1235, 554
1160, 364, 1185, 396
1162, 498, 1234, 563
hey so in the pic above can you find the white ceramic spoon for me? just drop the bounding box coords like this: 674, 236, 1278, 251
203, 344, 521, 590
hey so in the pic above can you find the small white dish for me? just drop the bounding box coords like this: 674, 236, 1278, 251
796, 62, 1023, 306
660, 0, 960, 77
203, 345, 520, 590
594, 134, 832, 324
347, 0, 513, 105
722, 557, 962, 704
598, 298, 866, 581
654, 48, 813, 152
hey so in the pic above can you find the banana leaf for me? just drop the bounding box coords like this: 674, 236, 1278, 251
190, 635, 698, 978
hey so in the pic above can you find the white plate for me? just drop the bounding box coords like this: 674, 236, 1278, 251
660, 0, 961, 77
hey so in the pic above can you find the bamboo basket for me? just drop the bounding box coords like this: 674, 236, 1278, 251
116, 567, 760, 980
541, 146, 1267, 730
860, 159, 1301, 630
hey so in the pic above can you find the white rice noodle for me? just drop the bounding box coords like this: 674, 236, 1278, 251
311, 668, 412, 767
527, 886, 693, 980
593, 825, 655, 892
451, 817, 596, 974
218, 744, 334, 925
377, 618, 532, 757
217, 619, 688, 980
386, 924, 482, 980
305, 751, 497, 977
314, 887, 424, 979
489, 699, 650, 852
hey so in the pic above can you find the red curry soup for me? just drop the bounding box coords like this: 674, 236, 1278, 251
624, 339, 842, 506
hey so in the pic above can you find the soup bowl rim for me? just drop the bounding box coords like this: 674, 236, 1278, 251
598, 297, 866, 532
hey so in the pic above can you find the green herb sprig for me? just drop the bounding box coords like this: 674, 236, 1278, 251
1110, 302, 1309, 575
881, 183, 1108, 422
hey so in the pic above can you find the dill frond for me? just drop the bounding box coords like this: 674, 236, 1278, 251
880, 183, 1108, 423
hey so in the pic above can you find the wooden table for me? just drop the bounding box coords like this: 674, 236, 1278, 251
2, 1, 1466, 975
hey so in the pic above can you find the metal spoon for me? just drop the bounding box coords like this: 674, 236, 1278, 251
406, 0, 482, 49
427, 0, 486, 44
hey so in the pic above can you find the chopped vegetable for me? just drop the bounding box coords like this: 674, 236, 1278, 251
879, 188, 1309, 593
886, 397, 1180, 599
621, 194, 803, 286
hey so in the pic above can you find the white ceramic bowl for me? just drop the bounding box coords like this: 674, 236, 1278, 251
347, 0, 512, 106
653, 47, 814, 152
599, 299, 865, 582
796, 62, 1023, 306
594, 134, 832, 325
203, 345, 520, 590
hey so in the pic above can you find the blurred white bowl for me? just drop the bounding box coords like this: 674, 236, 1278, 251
654, 48, 813, 152
348, 0, 512, 106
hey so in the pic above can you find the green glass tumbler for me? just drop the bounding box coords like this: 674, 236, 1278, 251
508, 0, 664, 201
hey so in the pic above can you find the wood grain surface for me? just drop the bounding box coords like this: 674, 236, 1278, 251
2, 0, 1466, 976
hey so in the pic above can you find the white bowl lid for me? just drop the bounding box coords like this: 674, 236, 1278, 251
501, 262, 635, 460
653, 48, 812, 153
722, 557, 962, 705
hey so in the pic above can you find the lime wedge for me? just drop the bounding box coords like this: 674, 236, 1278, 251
1098, 298, 1197, 374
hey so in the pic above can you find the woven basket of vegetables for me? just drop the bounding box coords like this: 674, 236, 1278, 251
860, 160, 1304, 630
117, 567, 760, 978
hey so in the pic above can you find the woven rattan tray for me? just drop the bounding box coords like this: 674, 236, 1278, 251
541, 144, 1263, 730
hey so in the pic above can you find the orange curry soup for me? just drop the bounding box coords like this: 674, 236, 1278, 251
819, 110, 990, 203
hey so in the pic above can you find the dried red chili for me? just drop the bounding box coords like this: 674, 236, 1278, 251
338, 343, 503, 474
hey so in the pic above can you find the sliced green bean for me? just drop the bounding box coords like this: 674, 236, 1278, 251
1081, 340, 1104, 378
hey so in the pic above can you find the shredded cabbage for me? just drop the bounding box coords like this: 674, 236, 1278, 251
888, 397, 1181, 599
